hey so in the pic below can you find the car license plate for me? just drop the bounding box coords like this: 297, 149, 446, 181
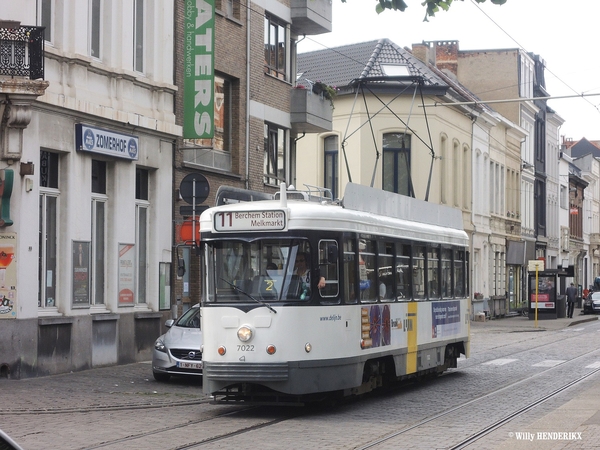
177, 361, 203, 370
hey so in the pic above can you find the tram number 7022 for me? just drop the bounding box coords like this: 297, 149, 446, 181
237, 345, 255, 352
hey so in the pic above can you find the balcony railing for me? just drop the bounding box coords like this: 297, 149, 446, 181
0, 24, 45, 80
182, 146, 232, 172
290, 86, 333, 134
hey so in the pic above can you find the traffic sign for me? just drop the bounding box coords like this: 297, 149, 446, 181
179, 173, 209, 205
528, 260, 545, 272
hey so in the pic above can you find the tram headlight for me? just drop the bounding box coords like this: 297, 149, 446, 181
305, 343, 312, 353
237, 325, 253, 342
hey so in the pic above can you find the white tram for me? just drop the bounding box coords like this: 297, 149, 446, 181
199, 183, 470, 403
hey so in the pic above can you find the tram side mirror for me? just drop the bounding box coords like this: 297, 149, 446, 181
177, 258, 186, 277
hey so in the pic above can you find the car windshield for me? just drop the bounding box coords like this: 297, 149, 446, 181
205, 238, 312, 303
175, 307, 200, 328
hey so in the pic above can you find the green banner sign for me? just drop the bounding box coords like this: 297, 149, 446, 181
183, 0, 215, 139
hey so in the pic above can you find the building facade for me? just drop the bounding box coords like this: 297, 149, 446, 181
0, 1, 179, 378
296, 39, 527, 316
419, 42, 570, 310
172, 0, 332, 313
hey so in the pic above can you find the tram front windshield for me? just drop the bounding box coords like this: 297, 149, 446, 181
205, 238, 314, 303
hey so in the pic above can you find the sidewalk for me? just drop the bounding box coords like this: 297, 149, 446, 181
471, 307, 599, 332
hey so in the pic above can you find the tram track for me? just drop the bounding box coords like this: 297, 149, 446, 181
82, 405, 266, 450
5, 322, 600, 450
354, 365, 600, 449
462, 321, 598, 369
449, 367, 600, 449
83, 405, 304, 450
104, 338, 600, 450
353, 331, 600, 449
4, 397, 214, 415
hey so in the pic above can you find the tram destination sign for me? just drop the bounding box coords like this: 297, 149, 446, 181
214, 210, 286, 232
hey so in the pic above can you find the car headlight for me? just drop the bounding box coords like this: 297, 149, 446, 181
154, 338, 166, 353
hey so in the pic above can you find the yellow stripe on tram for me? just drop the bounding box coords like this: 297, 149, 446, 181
406, 302, 418, 374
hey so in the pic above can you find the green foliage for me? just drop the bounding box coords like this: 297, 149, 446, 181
312, 82, 337, 109
341, 0, 507, 20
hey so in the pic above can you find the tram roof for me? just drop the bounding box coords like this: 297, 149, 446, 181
201, 183, 468, 246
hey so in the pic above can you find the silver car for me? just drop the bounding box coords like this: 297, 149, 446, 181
152, 304, 202, 382
584, 291, 600, 315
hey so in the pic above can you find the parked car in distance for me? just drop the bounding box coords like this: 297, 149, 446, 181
583, 291, 600, 315
152, 304, 202, 382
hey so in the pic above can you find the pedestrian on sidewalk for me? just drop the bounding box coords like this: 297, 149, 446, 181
566, 282, 577, 318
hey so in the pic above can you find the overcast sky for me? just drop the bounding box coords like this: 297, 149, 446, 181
297, 0, 600, 141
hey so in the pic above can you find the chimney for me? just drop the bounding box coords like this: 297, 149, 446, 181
411, 42, 431, 64
433, 41, 459, 75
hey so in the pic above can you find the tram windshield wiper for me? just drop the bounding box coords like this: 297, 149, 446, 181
220, 278, 277, 314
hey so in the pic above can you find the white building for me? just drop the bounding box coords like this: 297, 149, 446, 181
0, 1, 179, 378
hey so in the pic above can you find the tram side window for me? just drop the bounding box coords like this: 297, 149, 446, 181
378, 241, 394, 301
428, 247, 440, 299
343, 238, 357, 304
454, 249, 466, 297
441, 248, 452, 298
319, 240, 339, 298
396, 243, 411, 300
359, 238, 377, 302
413, 245, 426, 299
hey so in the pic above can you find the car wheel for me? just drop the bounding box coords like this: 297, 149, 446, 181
153, 371, 171, 382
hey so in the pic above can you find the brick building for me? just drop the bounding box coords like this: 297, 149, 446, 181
171, 0, 333, 312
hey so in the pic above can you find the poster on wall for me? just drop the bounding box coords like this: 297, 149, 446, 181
0, 232, 17, 319
72, 241, 91, 307
118, 243, 135, 305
